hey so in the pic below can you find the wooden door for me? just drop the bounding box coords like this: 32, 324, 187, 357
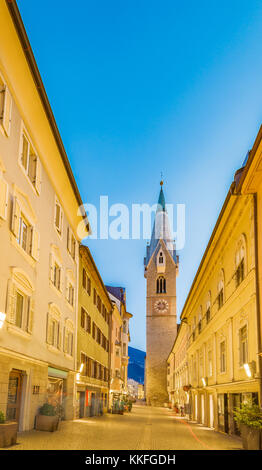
6, 370, 22, 423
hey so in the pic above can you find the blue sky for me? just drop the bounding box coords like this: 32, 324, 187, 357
18, 0, 262, 350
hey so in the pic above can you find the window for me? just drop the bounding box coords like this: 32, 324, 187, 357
239, 325, 248, 366
235, 244, 245, 287
206, 295, 211, 324
68, 283, 74, 306
54, 198, 63, 236
0, 174, 8, 221
0, 75, 12, 136
198, 310, 202, 334
157, 276, 166, 294
217, 279, 224, 309
123, 320, 127, 334
64, 319, 74, 356
11, 196, 39, 261
206, 306, 211, 323
92, 322, 96, 339
65, 270, 75, 307
20, 132, 42, 194
81, 307, 91, 333
46, 307, 61, 350
97, 295, 102, 313
67, 227, 76, 260
96, 328, 101, 345
82, 269, 91, 295
220, 341, 226, 373
6, 271, 34, 334
53, 263, 61, 291
93, 288, 97, 305
159, 252, 164, 264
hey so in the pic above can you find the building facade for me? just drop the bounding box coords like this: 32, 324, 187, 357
236, 125, 262, 407
0, 0, 89, 430
107, 286, 132, 406
144, 183, 178, 406
171, 170, 260, 435
76, 245, 111, 418
167, 322, 189, 413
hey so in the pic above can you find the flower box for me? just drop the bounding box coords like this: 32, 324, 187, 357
35, 414, 59, 432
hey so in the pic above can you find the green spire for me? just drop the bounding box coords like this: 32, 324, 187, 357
157, 180, 165, 211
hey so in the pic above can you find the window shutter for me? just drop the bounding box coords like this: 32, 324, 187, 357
64, 327, 68, 353
0, 177, 8, 220
34, 157, 42, 195
26, 297, 34, 334
59, 267, 64, 292
11, 197, 20, 238
49, 253, 54, 283
57, 322, 62, 350
6, 279, 16, 324
65, 277, 69, 302
2, 86, 12, 136
67, 227, 71, 252
31, 227, 40, 261
46, 312, 52, 344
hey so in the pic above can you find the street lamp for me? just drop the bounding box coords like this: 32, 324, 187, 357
0, 312, 6, 329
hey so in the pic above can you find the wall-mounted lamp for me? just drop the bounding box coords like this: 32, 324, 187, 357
0, 312, 6, 329
244, 361, 256, 378
201, 377, 207, 387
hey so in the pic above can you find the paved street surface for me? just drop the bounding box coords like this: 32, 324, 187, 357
9, 405, 242, 450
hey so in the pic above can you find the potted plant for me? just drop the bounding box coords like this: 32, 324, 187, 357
0, 411, 18, 448
234, 402, 262, 450
35, 403, 59, 432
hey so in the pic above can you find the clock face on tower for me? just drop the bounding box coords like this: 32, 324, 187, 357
154, 299, 169, 314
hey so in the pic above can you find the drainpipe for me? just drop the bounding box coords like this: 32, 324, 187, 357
253, 194, 262, 408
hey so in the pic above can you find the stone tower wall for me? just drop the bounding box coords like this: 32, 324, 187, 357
145, 240, 177, 406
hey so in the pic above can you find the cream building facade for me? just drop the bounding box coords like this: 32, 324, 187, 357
0, 0, 89, 430
172, 176, 260, 435
167, 321, 189, 413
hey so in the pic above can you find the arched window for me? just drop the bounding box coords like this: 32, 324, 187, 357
159, 251, 164, 264
206, 292, 211, 323
235, 236, 246, 287
217, 272, 224, 309
156, 276, 166, 294
198, 307, 202, 334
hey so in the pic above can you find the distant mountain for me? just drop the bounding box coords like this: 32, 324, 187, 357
128, 346, 146, 384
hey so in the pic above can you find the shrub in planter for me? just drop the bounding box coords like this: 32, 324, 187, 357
35, 403, 59, 432
0, 411, 18, 448
234, 402, 262, 450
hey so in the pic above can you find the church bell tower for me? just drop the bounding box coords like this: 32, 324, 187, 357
144, 181, 178, 406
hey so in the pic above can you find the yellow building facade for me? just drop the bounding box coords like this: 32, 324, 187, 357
174, 181, 260, 435
76, 245, 112, 417
236, 125, 262, 407
0, 0, 89, 430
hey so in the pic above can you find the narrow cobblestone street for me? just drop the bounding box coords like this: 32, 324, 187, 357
8, 405, 242, 450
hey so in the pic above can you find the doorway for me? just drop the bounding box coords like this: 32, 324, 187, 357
6, 370, 23, 425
